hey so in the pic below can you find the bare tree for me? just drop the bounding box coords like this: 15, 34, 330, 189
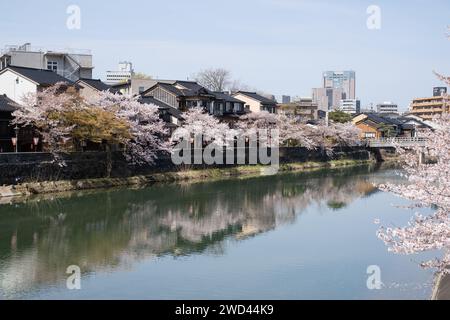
229, 79, 254, 93
194, 68, 231, 92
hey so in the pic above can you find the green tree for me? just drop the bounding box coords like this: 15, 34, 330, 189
328, 111, 352, 123
378, 124, 397, 138
62, 107, 132, 177
132, 72, 152, 80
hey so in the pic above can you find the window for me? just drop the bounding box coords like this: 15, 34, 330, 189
47, 61, 58, 72
226, 102, 232, 112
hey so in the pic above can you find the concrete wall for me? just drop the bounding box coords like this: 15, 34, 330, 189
10, 51, 46, 69
0, 70, 37, 104
0, 147, 372, 185
131, 79, 158, 95
78, 84, 100, 100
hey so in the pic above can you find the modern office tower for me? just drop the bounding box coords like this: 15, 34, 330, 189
376, 102, 398, 114
323, 71, 356, 100
281, 95, 291, 104
312, 87, 344, 111
105, 61, 134, 84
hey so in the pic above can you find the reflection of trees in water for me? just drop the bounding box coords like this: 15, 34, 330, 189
0, 166, 379, 296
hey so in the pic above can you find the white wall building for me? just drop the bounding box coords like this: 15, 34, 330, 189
376, 102, 398, 114
339, 99, 361, 114
0, 66, 72, 104
105, 61, 134, 85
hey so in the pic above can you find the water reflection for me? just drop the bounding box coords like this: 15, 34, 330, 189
0, 164, 411, 299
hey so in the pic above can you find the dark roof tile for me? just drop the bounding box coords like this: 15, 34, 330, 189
212, 91, 245, 103
77, 78, 111, 91
5, 66, 75, 86
235, 91, 276, 104
139, 96, 183, 119
0, 94, 19, 112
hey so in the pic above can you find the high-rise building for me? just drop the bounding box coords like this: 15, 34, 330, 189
312, 87, 344, 111
323, 71, 356, 100
281, 95, 291, 104
376, 102, 398, 114
0, 43, 93, 81
339, 99, 361, 114
105, 61, 134, 84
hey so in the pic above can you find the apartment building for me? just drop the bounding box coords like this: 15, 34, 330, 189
410, 96, 448, 120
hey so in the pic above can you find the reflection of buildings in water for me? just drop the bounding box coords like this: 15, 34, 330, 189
0, 167, 379, 296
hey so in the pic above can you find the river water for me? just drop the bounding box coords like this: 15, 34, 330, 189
0, 165, 439, 299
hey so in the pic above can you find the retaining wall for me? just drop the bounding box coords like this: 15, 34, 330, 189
0, 147, 373, 185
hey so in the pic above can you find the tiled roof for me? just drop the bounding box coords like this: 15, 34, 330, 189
0, 94, 19, 112
139, 96, 183, 119
77, 78, 111, 91
158, 83, 186, 96
235, 91, 276, 104
4, 65, 74, 86
364, 113, 400, 125
212, 91, 245, 103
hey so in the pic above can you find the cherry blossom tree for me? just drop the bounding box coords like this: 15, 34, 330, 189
377, 113, 450, 273
171, 108, 232, 147
236, 111, 360, 153
13, 82, 88, 153
13, 84, 170, 168
87, 91, 171, 165
377, 31, 450, 274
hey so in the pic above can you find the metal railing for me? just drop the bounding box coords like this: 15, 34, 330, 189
1, 45, 91, 56
365, 137, 427, 148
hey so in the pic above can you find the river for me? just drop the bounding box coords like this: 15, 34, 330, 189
0, 165, 440, 299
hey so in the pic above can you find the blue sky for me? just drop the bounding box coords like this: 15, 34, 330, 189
1, 0, 449, 110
